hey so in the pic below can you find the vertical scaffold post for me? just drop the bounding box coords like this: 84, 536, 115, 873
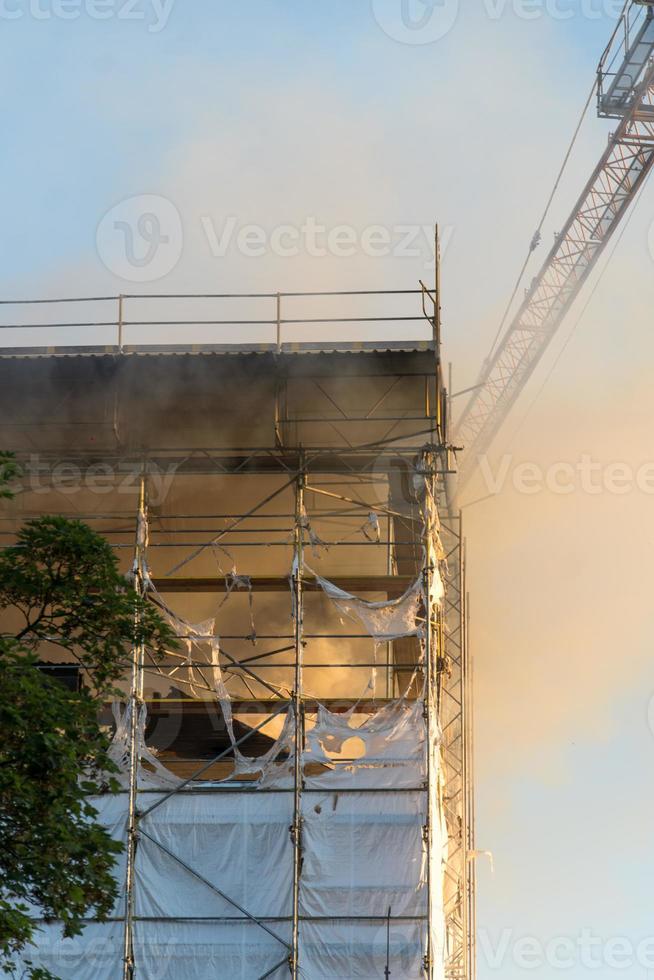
386, 512, 394, 698
433, 225, 444, 448
290, 461, 305, 977
434, 225, 442, 348
123, 477, 147, 980
276, 293, 282, 352
422, 448, 437, 979
460, 518, 469, 980
462, 533, 476, 980
118, 294, 124, 352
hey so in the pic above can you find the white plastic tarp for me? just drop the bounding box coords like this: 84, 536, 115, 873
108, 702, 183, 792
299, 920, 425, 979
133, 921, 290, 979
25, 700, 446, 980
312, 570, 424, 641
305, 699, 426, 789
21, 922, 124, 980
136, 792, 293, 919
300, 790, 426, 918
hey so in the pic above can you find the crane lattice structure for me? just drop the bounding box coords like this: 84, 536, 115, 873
455, 0, 654, 484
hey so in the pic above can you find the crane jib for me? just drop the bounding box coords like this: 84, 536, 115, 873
456, 49, 654, 488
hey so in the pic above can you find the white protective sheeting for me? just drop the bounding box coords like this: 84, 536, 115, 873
136, 792, 294, 920
430, 763, 448, 980
26, 697, 446, 980
233, 705, 298, 786
305, 700, 426, 789
298, 698, 447, 979
300, 790, 426, 917
15, 798, 125, 980
133, 922, 291, 979
23, 920, 291, 980
312, 569, 424, 641
299, 920, 425, 979
90, 794, 129, 917
21, 922, 124, 980
26, 482, 451, 979
108, 702, 183, 791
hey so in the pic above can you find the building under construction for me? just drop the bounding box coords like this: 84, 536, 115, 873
0, 285, 475, 979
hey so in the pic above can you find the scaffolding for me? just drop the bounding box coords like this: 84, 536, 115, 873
0, 281, 475, 979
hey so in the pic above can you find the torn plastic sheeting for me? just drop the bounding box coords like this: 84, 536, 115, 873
143, 590, 294, 785
300, 790, 426, 917
218, 570, 257, 642
205, 635, 296, 784
157, 604, 217, 697
300, 503, 329, 556
147, 583, 218, 699
311, 569, 424, 640
362, 511, 381, 543
427, 536, 445, 608
299, 920, 425, 979
106, 675, 294, 791
235, 706, 297, 787
136, 793, 293, 919
107, 702, 183, 791
428, 544, 445, 606
307, 699, 426, 759
109, 589, 434, 792
145, 576, 214, 642
422, 477, 447, 566
305, 700, 427, 789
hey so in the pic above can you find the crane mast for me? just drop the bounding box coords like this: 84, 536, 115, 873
455, 0, 654, 486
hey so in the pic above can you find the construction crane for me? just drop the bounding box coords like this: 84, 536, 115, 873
455, 0, 654, 486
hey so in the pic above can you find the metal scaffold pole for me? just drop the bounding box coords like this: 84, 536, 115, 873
290, 464, 305, 977
437, 492, 472, 978
123, 477, 147, 980
463, 564, 477, 980
423, 449, 437, 979
459, 520, 472, 980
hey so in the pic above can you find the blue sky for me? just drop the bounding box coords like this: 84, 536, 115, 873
0, 0, 618, 292
4, 1, 654, 977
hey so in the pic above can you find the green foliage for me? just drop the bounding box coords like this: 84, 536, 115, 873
0, 460, 177, 977
0, 454, 19, 500
0, 516, 176, 689
0, 640, 121, 977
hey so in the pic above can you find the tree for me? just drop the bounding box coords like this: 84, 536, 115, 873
0, 454, 19, 501
0, 457, 176, 977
